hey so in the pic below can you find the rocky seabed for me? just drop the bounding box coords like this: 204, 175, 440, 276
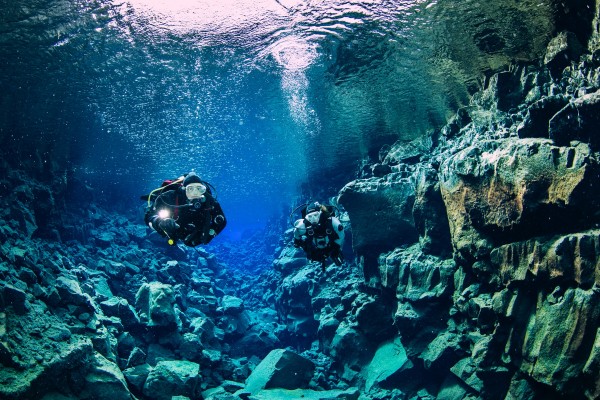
3, 26, 600, 400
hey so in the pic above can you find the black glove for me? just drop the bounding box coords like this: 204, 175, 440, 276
293, 238, 303, 248
184, 231, 204, 247
159, 218, 179, 234
330, 246, 343, 266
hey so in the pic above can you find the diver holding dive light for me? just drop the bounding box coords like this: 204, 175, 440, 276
144, 172, 226, 246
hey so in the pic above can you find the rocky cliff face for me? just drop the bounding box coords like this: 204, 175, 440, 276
279, 24, 600, 399
270, 9, 600, 399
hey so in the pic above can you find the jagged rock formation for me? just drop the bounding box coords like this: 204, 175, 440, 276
0, 175, 287, 399
268, 13, 600, 400
316, 24, 600, 400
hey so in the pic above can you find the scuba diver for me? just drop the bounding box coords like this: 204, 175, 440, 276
291, 201, 345, 271
144, 172, 226, 247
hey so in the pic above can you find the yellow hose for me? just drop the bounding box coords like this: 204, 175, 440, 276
146, 177, 184, 208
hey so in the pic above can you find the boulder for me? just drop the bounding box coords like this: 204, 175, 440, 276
80, 352, 132, 400
123, 363, 152, 394
517, 95, 569, 138
412, 166, 452, 256
229, 324, 281, 359
188, 291, 219, 314
244, 349, 315, 394
450, 358, 484, 394
487, 71, 524, 112
354, 296, 394, 341
2, 284, 29, 314
157, 260, 181, 283
219, 311, 251, 339
202, 349, 222, 365
338, 173, 418, 281
276, 267, 319, 342
382, 136, 432, 166
135, 282, 178, 329
116, 332, 136, 360
176, 333, 204, 361
146, 344, 176, 366
189, 316, 216, 339
90, 276, 114, 301
317, 314, 340, 349
55, 276, 95, 309
379, 245, 456, 301
583, 328, 600, 400
364, 337, 413, 392
0, 336, 94, 399
100, 297, 141, 329
95, 232, 115, 249
142, 360, 200, 400
436, 374, 474, 400
272, 246, 307, 275
126, 347, 147, 368
97, 260, 127, 280
329, 321, 371, 368
125, 224, 148, 243
220, 295, 244, 314
420, 331, 467, 371
504, 375, 537, 400
11, 202, 37, 237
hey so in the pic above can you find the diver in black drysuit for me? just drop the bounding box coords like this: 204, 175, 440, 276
292, 201, 345, 271
145, 172, 226, 246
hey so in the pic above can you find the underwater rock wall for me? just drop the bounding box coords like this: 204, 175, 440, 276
314, 26, 600, 399
268, 12, 600, 400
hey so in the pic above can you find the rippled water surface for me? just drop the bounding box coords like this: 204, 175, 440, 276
0, 0, 562, 233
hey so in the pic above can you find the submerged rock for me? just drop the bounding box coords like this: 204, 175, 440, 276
248, 387, 360, 400
0, 335, 94, 399
80, 353, 132, 400
517, 95, 569, 138
244, 349, 315, 394
517, 287, 600, 395
439, 138, 600, 262
142, 360, 200, 400
338, 173, 418, 282
490, 230, 600, 288
550, 90, 600, 150
135, 282, 178, 329
363, 337, 413, 392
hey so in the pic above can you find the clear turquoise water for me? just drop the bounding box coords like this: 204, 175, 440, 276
0, 0, 560, 237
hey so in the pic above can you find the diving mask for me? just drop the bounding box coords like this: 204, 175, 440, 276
185, 183, 206, 200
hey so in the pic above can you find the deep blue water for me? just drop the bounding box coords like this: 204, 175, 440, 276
0, 0, 562, 242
